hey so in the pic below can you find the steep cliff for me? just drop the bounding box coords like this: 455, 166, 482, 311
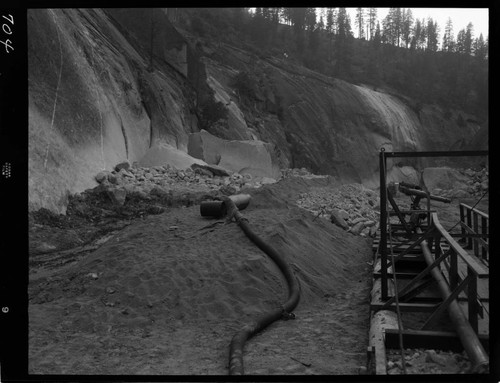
195, 40, 484, 186
28, 8, 487, 213
28, 9, 200, 213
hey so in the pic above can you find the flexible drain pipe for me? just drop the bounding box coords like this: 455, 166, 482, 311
417, 228, 489, 373
215, 196, 301, 375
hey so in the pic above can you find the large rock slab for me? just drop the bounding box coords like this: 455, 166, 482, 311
138, 142, 207, 170
188, 130, 281, 179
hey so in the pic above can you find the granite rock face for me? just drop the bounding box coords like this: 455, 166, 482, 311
28, 9, 487, 214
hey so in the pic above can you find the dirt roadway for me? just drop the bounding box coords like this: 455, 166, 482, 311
29, 178, 373, 375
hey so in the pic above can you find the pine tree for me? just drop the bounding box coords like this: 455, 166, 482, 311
262, 7, 271, 21
401, 9, 413, 48
373, 21, 381, 45
305, 8, 317, 31
426, 18, 439, 51
382, 8, 402, 46
326, 8, 334, 34
368, 8, 377, 40
442, 17, 455, 52
270, 7, 281, 24
281, 8, 292, 26
382, 9, 394, 45
417, 18, 427, 49
473, 33, 487, 60
394, 8, 402, 46
456, 28, 466, 54
355, 7, 365, 39
464, 22, 474, 55
318, 15, 325, 31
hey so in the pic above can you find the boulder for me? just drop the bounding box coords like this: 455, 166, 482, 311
351, 217, 367, 225
191, 162, 230, 177
188, 130, 281, 179
193, 166, 214, 177
119, 168, 135, 178
107, 187, 127, 206
220, 185, 237, 195
115, 161, 131, 172
330, 209, 349, 230
107, 173, 118, 184
364, 220, 376, 228
337, 209, 350, 221
350, 222, 365, 235
95, 171, 110, 184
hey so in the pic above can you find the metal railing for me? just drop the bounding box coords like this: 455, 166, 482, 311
431, 212, 488, 336
459, 203, 489, 265
377, 149, 489, 373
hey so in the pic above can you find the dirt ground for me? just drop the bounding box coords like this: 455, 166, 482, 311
28, 176, 374, 375
28, 174, 489, 375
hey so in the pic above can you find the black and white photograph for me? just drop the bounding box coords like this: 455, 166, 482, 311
1, 5, 494, 379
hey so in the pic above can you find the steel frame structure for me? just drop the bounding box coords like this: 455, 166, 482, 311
378, 149, 488, 300
375, 148, 489, 373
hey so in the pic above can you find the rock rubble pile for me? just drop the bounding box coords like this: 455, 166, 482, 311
296, 183, 380, 237
386, 348, 472, 374
421, 166, 488, 200
281, 167, 329, 180
450, 168, 488, 198
91, 161, 277, 208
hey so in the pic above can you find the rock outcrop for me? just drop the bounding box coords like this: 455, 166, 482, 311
28, 8, 487, 214
200, 43, 485, 187
28, 9, 200, 213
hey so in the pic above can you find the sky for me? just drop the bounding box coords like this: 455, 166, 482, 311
344, 8, 489, 41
